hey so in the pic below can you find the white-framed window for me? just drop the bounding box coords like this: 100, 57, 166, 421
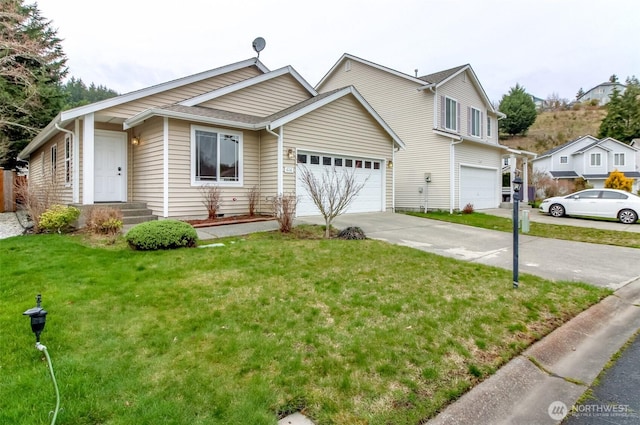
191, 125, 242, 186
487, 116, 492, 137
50, 144, 57, 181
560, 156, 568, 164
590, 152, 601, 166
614, 153, 625, 166
442, 96, 459, 132
469, 107, 482, 137
64, 134, 72, 186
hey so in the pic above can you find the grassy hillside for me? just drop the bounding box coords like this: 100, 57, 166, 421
500, 107, 607, 154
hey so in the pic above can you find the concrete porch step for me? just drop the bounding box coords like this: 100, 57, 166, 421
72, 202, 157, 227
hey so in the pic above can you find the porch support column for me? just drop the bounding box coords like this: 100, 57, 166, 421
163, 117, 169, 217
82, 113, 95, 204
73, 119, 80, 203
277, 126, 283, 195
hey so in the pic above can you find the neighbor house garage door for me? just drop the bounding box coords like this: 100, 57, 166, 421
296, 152, 383, 216
460, 166, 498, 210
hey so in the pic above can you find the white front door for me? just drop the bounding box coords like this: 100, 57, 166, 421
94, 130, 127, 202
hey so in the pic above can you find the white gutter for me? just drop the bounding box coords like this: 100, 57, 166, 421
266, 126, 284, 195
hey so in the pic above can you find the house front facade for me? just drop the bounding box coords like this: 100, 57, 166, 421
533, 135, 640, 192
577, 82, 626, 106
18, 58, 404, 220
316, 54, 514, 212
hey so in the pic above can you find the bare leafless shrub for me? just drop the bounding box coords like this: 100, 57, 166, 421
14, 177, 61, 232
248, 185, 260, 217
298, 166, 367, 238
271, 193, 298, 233
199, 185, 222, 219
532, 169, 573, 199
462, 203, 474, 214
86, 206, 124, 235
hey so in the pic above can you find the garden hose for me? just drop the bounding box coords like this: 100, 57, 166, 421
36, 343, 60, 425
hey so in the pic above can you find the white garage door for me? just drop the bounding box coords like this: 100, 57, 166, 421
296, 152, 383, 217
460, 166, 498, 210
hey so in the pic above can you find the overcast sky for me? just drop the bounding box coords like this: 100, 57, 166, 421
37, 0, 638, 104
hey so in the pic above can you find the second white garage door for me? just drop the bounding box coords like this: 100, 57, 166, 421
460, 166, 499, 210
296, 152, 384, 217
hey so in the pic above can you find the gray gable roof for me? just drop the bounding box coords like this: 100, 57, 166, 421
418, 64, 468, 85
536, 135, 598, 159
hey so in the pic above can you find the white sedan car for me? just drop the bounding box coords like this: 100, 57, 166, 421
539, 188, 640, 224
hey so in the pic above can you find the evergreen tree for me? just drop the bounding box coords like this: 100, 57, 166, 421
576, 87, 584, 100
598, 76, 640, 143
498, 84, 537, 136
61, 77, 118, 109
0, 0, 67, 169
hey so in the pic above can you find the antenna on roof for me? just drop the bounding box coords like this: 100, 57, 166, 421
252, 37, 266, 60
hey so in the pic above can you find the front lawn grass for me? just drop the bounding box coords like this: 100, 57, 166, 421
406, 211, 640, 249
0, 231, 609, 425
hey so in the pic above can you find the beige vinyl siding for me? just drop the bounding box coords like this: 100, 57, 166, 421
280, 94, 394, 210
131, 117, 165, 215
259, 129, 279, 202
319, 59, 450, 211
29, 133, 74, 205
438, 71, 500, 147
199, 74, 312, 116
102, 67, 263, 119
160, 120, 262, 219
130, 118, 263, 219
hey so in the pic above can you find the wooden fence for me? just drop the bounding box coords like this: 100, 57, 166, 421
0, 169, 17, 213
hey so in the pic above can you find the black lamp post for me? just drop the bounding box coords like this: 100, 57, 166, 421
512, 176, 523, 289
23, 294, 48, 343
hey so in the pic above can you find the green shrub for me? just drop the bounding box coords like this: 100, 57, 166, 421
125, 220, 198, 250
38, 204, 80, 233
86, 207, 124, 235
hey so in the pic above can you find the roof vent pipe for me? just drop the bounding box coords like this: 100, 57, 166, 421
415, 69, 418, 77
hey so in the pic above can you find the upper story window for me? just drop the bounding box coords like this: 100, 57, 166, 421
191, 125, 242, 186
441, 96, 459, 132
487, 117, 492, 137
614, 153, 625, 166
590, 152, 601, 167
469, 107, 482, 137
560, 156, 568, 164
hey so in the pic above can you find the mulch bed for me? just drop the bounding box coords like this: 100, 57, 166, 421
184, 215, 276, 228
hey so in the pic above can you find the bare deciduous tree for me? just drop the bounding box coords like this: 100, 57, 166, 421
298, 166, 367, 238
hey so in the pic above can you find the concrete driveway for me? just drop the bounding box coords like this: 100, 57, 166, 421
298, 212, 640, 289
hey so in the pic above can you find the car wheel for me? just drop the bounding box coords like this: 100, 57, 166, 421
618, 209, 638, 224
549, 204, 565, 217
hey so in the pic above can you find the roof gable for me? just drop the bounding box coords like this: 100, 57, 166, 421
535, 135, 600, 159
62, 58, 269, 122
124, 86, 405, 150
179, 66, 316, 107
317, 54, 498, 115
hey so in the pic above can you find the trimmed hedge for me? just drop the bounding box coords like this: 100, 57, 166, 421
126, 220, 198, 251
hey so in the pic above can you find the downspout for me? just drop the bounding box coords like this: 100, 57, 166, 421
450, 138, 463, 214
392, 146, 397, 211
266, 126, 283, 195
